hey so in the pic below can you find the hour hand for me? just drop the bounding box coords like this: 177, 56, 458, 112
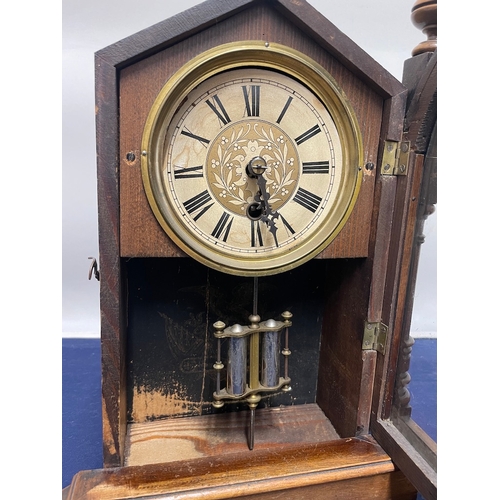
246, 156, 280, 247
246, 156, 269, 215
247, 156, 273, 215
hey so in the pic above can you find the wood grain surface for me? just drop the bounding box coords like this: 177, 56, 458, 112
64, 436, 416, 500
124, 403, 340, 466
118, 2, 383, 258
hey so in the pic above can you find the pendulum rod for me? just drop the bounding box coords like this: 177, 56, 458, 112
248, 276, 260, 450
253, 276, 258, 316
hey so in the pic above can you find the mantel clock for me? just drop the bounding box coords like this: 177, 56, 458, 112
64, 0, 437, 499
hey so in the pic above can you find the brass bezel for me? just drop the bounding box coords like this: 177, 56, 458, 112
142, 41, 363, 276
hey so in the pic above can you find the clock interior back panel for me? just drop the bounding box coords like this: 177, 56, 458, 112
126, 257, 326, 423
118, 2, 383, 259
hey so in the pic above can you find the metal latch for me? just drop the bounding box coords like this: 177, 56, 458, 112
380, 140, 410, 176
88, 257, 100, 281
363, 321, 388, 354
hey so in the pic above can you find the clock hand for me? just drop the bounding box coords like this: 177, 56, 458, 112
259, 209, 279, 248
256, 173, 271, 215
247, 157, 280, 247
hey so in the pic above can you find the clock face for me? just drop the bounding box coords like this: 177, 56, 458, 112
142, 43, 362, 275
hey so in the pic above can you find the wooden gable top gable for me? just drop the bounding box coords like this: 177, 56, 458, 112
95, 0, 405, 100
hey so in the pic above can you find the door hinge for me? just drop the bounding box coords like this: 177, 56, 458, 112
363, 321, 388, 354
380, 140, 410, 176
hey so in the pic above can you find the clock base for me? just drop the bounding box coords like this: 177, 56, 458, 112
63, 435, 416, 500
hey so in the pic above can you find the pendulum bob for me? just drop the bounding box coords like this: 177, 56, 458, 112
212, 312, 292, 449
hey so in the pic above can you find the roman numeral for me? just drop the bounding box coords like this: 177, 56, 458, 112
279, 214, 296, 235
212, 212, 234, 241
180, 128, 210, 146
293, 187, 322, 213
251, 220, 264, 247
295, 124, 321, 145
174, 165, 204, 179
276, 96, 293, 124
183, 190, 214, 221
206, 95, 231, 126
302, 161, 329, 174
242, 85, 260, 117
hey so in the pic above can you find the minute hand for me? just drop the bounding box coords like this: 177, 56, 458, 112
256, 174, 279, 247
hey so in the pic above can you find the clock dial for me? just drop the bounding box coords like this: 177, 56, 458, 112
166, 69, 336, 253
142, 43, 362, 275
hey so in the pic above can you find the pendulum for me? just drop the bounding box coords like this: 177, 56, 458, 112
212, 277, 292, 449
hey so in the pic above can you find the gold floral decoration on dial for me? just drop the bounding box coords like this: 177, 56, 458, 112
206, 120, 299, 216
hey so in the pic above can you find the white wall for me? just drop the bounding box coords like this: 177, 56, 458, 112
62, 0, 434, 338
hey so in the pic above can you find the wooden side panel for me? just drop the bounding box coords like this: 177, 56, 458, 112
95, 53, 127, 467
315, 258, 372, 437
118, 2, 383, 258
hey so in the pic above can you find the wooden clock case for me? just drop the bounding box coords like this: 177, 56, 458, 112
64, 0, 437, 498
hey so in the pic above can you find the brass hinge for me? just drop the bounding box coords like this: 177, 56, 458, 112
380, 140, 410, 176
363, 321, 388, 354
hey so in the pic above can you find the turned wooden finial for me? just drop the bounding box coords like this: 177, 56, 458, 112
411, 0, 437, 56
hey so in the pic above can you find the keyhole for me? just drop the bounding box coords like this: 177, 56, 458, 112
246, 202, 263, 220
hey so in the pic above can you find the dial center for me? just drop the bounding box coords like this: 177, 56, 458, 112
246, 156, 268, 177
206, 119, 300, 217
